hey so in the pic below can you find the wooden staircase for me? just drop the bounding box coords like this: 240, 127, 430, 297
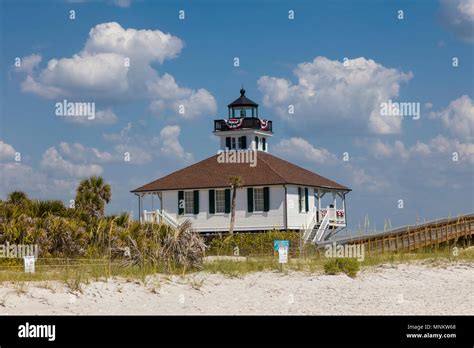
303, 211, 331, 244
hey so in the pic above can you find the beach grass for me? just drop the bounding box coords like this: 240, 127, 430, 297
0, 244, 472, 285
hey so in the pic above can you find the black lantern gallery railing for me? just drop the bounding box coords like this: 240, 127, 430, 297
214, 117, 272, 132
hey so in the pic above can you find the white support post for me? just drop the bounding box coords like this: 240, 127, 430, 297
317, 189, 322, 222
159, 192, 163, 224
138, 194, 143, 223
342, 193, 347, 226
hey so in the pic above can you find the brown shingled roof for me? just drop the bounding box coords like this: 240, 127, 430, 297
131, 152, 350, 193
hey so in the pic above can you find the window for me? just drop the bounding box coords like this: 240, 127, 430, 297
231, 137, 236, 149
254, 188, 264, 212
184, 191, 194, 214
255, 136, 259, 150
215, 190, 225, 213
262, 138, 266, 151
238, 136, 246, 149
299, 187, 306, 213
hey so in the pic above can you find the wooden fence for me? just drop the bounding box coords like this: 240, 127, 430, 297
337, 214, 474, 254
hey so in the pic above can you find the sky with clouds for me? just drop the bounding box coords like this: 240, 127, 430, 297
0, 0, 473, 232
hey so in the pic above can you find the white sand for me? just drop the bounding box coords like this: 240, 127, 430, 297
0, 263, 472, 315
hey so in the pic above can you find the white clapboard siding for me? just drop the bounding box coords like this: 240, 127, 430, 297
285, 185, 316, 230
161, 186, 285, 232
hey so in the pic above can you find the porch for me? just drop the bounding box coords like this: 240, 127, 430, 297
313, 189, 347, 227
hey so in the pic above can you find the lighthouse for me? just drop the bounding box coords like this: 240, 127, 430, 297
213, 88, 273, 152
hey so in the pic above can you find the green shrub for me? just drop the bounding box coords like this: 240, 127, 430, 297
30, 199, 68, 218
207, 230, 301, 256
324, 258, 360, 278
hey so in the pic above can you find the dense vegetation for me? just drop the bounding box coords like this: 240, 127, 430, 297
0, 177, 206, 272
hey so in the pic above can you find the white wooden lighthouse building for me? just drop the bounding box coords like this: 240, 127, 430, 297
132, 89, 350, 242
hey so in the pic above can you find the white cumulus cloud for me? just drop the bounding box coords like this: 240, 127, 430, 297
430, 95, 474, 140
273, 137, 337, 164
156, 125, 193, 162
41, 147, 104, 178
439, 0, 474, 42
15, 54, 42, 74
148, 74, 217, 119
103, 123, 192, 164
66, 108, 119, 125
19, 22, 216, 120
0, 140, 17, 161
57, 142, 114, 163
258, 56, 413, 134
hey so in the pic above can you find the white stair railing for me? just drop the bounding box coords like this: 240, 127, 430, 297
142, 209, 179, 228
159, 209, 179, 228
312, 210, 331, 243
302, 210, 319, 242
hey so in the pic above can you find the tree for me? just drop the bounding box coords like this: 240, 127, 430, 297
7, 191, 30, 205
228, 175, 243, 235
75, 176, 111, 218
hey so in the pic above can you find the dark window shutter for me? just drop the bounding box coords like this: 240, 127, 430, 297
298, 187, 302, 212
209, 189, 215, 214
304, 188, 309, 212
255, 136, 259, 149
247, 187, 254, 213
262, 138, 266, 151
193, 190, 199, 214
224, 189, 231, 213
263, 187, 270, 212
226, 137, 231, 149
178, 191, 184, 215
241, 136, 247, 149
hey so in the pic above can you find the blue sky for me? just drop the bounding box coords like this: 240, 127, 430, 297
1, 0, 473, 232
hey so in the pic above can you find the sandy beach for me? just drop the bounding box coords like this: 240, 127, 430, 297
0, 263, 473, 315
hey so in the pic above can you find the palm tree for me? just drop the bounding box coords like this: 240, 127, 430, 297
228, 175, 243, 235
7, 191, 30, 205
75, 176, 111, 218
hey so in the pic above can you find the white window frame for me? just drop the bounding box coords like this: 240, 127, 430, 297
215, 189, 225, 214
253, 187, 264, 212
299, 187, 307, 213
184, 191, 194, 215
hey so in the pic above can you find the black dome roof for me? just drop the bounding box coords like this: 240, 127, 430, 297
227, 88, 258, 108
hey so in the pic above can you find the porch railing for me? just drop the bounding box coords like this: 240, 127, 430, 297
320, 208, 345, 225
143, 209, 179, 228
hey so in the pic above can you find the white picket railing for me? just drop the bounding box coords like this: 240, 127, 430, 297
143, 209, 179, 228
